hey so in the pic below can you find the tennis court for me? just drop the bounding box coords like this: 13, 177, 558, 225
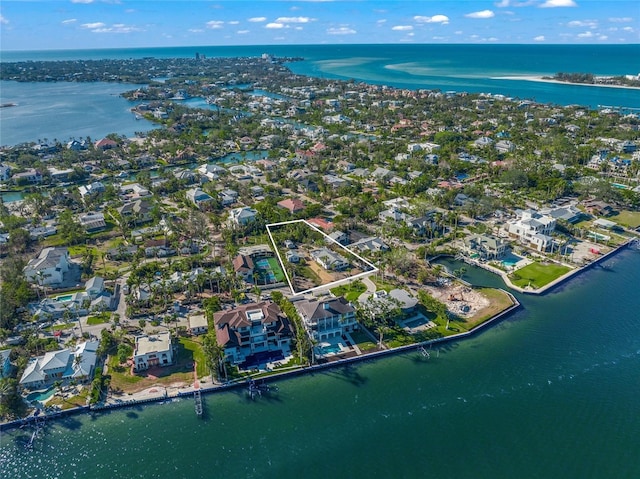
254, 257, 286, 284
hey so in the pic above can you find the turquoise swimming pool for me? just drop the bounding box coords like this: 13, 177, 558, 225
26, 387, 56, 403
55, 294, 73, 302
318, 344, 342, 355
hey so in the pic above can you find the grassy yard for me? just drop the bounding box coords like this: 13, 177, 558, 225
330, 280, 367, 301
509, 261, 571, 289
348, 328, 377, 352
47, 387, 90, 410
87, 313, 110, 325
178, 337, 209, 378
610, 210, 640, 229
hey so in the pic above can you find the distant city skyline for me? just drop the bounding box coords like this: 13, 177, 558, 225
0, 0, 638, 51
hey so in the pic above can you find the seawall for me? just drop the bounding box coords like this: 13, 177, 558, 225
1, 289, 520, 432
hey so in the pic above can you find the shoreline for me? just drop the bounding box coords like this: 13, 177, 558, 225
492, 75, 640, 91
2, 239, 635, 431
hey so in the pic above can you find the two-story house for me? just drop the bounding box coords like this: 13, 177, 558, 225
295, 297, 357, 342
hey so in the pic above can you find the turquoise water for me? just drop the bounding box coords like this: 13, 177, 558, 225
3, 45, 639, 146
3, 44, 638, 109
2, 249, 640, 478
25, 387, 55, 404
54, 295, 73, 302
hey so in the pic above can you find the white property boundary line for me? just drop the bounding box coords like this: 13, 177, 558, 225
265, 219, 378, 296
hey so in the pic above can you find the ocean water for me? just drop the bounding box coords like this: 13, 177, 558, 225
1, 45, 640, 146
1, 248, 639, 478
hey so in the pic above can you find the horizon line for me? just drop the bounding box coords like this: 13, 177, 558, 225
2, 42, 639, 54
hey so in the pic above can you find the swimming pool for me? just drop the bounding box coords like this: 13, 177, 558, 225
318, 344, 342, 355
501, 253, 524, 268
55, 294, 73, 302
26, 387, 56, 403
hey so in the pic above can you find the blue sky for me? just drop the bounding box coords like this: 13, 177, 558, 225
1, 0, 638, 51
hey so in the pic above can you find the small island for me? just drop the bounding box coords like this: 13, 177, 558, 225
543, 72, 640, 88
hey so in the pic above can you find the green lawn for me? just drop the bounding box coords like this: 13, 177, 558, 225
609, 210, 640, 229
348, 329, 377, 352
330, 280, 367, 301
178, 337, 209, 378
87, 314, 110, 325
509, 261, 571, 289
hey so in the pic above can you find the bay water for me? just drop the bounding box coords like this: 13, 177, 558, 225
1, 248, 639, 478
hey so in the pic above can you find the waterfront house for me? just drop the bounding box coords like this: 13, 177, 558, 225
23, 247, 70, 286
506, 209, 556, 252
463, 233, 507, 260
133, 332, 174, 372
295, 296, 357, 342
12, 168, 42, 185
213, 301, 293, 368
19, 340, 100, 389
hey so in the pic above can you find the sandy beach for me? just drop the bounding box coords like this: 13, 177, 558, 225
493, 75, 640, 91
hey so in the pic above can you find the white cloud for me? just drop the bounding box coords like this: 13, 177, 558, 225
91, 24, 143, 34
81, 22, 106, 29
327, 26, 356, 35
248, 17, 267, 23
0, 15, 8, 25
228, 21, 239, 25
237, 30, 249, 34
455, 30, 463, 35
609, 17, 633, 23
623, 26, 634, 32
274, 16, 312, 24
568, 20, 597, 28
534, 35, 545, 41
598, 35, 608, 40
71, 0, 94, 3
495, 0, 536, 6
540, 0, 577, 8
377, 19, 387, 25
62, 18, 77, 24
265, 22, 284, 29
577, 31, 594, 38
188, 28, 204, 33
413, 15, 449, 24
465, 10, 495, 19
392, 25, 413, 31
206, 21, 224, 29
